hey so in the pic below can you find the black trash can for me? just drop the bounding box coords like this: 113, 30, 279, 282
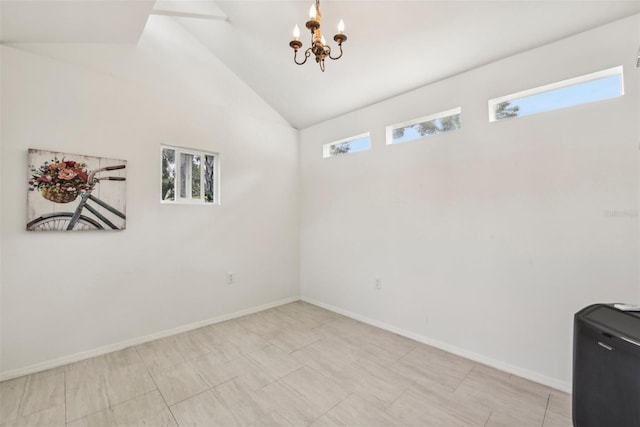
573, 304, 640, 427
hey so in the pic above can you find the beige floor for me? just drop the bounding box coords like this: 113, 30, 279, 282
0, 301, 572, 427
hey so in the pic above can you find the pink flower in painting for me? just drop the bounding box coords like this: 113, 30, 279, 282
29, 157, 91, 194
57, 168, 77, 180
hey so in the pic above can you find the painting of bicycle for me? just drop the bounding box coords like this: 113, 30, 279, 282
27, 149, 127, 231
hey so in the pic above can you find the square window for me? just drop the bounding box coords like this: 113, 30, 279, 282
161, 145, 218, 205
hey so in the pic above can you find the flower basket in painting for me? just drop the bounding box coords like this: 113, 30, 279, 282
29, 158, 91, 204
40, 186, 80, 204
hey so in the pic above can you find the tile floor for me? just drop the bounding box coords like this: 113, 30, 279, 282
0, 301, 572, 426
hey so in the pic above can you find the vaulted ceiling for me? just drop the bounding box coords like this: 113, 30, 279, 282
2, 1, 639, 129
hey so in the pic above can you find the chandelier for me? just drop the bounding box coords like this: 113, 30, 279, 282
289, 0, 347, 72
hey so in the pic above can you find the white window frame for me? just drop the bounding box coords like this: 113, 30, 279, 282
385, 107, 462, 145
323, 132, 371, 158
160, 145, 220, 205
488, 66, 624, 122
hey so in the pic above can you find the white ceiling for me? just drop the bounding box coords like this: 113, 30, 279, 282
0, 0, 156, 43
2, 1, 639, 129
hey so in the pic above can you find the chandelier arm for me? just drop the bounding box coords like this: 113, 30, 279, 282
329, 43, 344, 61
293, 48, 312, 66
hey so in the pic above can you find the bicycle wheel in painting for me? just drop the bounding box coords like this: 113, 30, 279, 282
26, 213, 103, 231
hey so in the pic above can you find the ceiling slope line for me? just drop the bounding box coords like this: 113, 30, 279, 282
150, 10, 228, 22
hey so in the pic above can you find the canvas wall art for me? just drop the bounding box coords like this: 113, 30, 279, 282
27, 149, 127, 231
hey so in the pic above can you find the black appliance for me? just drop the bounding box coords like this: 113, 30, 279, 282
573, 304, 640, 427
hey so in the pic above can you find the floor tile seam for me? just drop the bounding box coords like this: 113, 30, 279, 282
137, 339, 187, 372
365, 341, 415, 364
203, 373, 241, 394
164, 337, 189, 368
236, 343, 271, 358
103, 368, 158, 408
242, 313, 283, 329
193, 369, 216, 394
545, 393, 572, 419
13, 374, 30, 420
275, 373, 312, 404
395, 345, 420, 367
133, 347, 179, 427
314, 317, 340, 329
63, 370, 67, 427
177, 348, 216, 365
384, 360, 428, 388
453, 384, 531, 415
288, 336, 323, 355
453, 361, 476, 394
147, 353, 210, 380
64, 371, 110, 423
193, 345, 245, 368
298, 334, 327, 352
101, 375, 114, 415
380, 379, 416, 415
166, 385, 214, 411
65, 385, 161, 425
284, 364, 352, 414
64, 398, 113, 425
296, 362, 346, 389
540, 392, 551, 427
353, 355, 402, 382
261, 378, 317, 420
482, 410, 494, 427
309, 390, 355, 425
2, 401, 64, 426
264, 408, 300, 427
214, 387, 267, 425
460, 382, 550, 410
244, 357, 300, 384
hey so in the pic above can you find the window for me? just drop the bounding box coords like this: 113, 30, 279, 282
488, 66, 624, 122
161, 145, 218, 204
386, 107, 462, 145
323, 133, 371, 158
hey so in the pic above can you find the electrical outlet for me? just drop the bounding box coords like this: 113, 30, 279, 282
227, 272, 234, 284
374, 278, 382, 290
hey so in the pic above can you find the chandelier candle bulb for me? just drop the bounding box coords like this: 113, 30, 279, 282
293, 25, 300, 41
338, 19, 344, 34
309, 3, 316, 19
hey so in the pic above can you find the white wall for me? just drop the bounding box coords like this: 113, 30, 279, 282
0, 16, 300, 377
300, 14, 640, 391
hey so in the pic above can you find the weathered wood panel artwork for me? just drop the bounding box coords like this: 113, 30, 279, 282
27, 149, 127, 231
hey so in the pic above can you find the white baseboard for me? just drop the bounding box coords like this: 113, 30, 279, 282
301, 296, 571, 393
0, 296, 300, 381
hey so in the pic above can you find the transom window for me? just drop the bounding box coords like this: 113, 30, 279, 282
161, 145, 219, 204
386, 107, 462, 145
488, 66, 624, 122
323, 133, 371, 158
